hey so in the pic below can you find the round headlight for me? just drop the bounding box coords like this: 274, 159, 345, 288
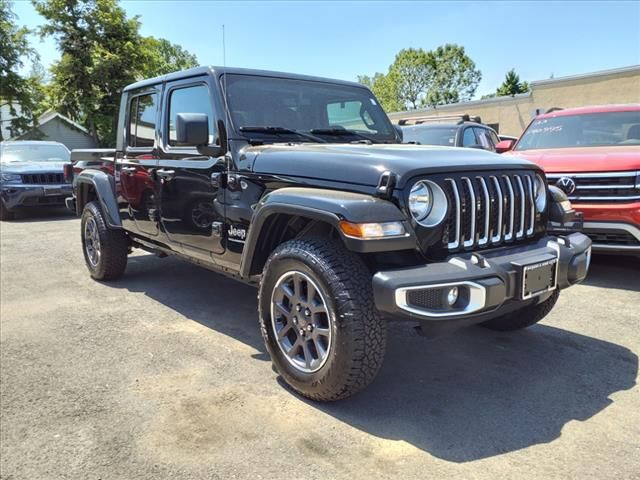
408, 180, 448, 227
534, 174, 547, 212
408, 181, 432, 221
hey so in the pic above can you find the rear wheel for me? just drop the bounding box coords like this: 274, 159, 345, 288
258, 237, 386, 402
481, 289, 560, 331
81, 201, 128, 280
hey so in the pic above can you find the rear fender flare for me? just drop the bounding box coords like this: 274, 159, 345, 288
74, 169, 122, 228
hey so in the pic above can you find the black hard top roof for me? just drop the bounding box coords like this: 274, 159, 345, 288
123, 66, 367, 92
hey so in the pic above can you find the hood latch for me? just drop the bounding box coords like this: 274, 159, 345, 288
376, 170, 396, 199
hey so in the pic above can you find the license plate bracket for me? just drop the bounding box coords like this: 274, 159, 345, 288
521, 258, 557, 300
43, 186, 62, 196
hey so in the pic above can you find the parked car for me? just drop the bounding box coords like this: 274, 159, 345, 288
500, 104, 640, 254
66, 66, 591, 401
498, 134, 519, 144
0, 141, 72, 220
400, 114, 501, 152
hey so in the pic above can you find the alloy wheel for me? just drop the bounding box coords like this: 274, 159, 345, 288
84, 216, 101, 267
270, 270, 332, 373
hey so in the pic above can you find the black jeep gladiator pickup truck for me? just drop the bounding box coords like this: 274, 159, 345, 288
67, 66, 591, 401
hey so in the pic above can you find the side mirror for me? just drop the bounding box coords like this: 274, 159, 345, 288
496, 139, 515, 153
176, 113, 209, 147
394, 125, 404, 142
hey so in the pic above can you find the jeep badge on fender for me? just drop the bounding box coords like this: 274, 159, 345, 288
66, 66, 592, 401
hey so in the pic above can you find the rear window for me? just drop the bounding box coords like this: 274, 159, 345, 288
516, 110, 640, 150
403, 126, 457, 146
128, 92, 158, 148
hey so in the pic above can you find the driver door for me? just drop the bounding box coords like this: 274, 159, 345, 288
156, 76, 226, 262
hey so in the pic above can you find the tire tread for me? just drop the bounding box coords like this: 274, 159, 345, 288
258, 237, 386, 401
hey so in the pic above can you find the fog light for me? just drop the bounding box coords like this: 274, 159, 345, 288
446, 286, 459, 306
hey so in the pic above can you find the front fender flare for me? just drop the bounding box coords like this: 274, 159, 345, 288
239, 188, 415, 278
74, 169, 122, 228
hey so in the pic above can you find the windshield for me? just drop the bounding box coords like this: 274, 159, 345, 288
516, 110, 640, 150
1, 144, 70, 163
402, 126, 457, 146
223, 74, 398, 143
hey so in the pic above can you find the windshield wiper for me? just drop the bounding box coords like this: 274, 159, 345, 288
239, 126, 327, 143
310, 128, 379, 144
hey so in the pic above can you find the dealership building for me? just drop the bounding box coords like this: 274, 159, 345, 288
387, 65, 640, 136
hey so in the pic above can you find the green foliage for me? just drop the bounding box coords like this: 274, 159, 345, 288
34, 0, 144, 146
358, 44, 481, 112
389, 48, 435, 109
496, 69, 529, 97
0, 0, 40, 140
140, 36, 199, 78
33, 0, 199, 146
426, 44, 482, 107
358, 71, 402, 112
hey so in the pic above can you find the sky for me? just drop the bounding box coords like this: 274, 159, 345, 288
11, 0, 640, 98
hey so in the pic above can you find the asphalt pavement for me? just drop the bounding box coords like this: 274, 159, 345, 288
1, 207, 639, 479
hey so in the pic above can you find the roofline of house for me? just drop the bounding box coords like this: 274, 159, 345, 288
37, 111, 90, 135
388, 92, 531, 117
530, 64, 640, 87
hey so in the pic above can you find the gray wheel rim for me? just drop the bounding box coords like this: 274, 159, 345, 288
270, 270, 332, 373
84, 216, 101, 267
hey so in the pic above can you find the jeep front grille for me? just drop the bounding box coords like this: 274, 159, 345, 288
21, 173, 65, 184
546, 171, 640, 202
442, 172, 538, 251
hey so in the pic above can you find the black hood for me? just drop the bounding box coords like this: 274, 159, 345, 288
248, 143, 539, 189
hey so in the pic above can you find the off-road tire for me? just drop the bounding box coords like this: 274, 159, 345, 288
258, 237, 386, 401
481, 289, 560, 331
0, 201, 14, 221
81, 201, 128, 280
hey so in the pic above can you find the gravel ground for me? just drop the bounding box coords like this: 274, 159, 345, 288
1, 208, 639, 480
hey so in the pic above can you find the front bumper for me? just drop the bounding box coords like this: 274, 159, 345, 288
1, 184, 73, 209
559, 202, 640, 254
372, 233, 591, 336
581, 221, 640, 254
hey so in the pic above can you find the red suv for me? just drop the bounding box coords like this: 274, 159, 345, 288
500, 104, 640, 255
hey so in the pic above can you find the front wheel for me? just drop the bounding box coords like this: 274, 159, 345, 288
258, 238, 386, 401
81, 201, 129, 280
0, 201, 14, 221
480, 289, 560, 331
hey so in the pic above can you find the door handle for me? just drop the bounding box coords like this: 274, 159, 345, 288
156, 169, 176, 180
121, 166, 137, 174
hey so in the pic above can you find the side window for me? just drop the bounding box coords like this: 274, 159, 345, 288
462, 127, 476, 147
474, 128, 492, 150
168, 84, 216, 146
127, 93, 158, 148
326, 100, 376, 132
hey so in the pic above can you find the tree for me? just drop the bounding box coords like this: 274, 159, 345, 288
358, 44, 482, 112
34, 0, 145, 146
496, 68, 529, 97
140, 36, 198, 78
426, 44, 482, 107
358, 71, 402, 112
389, 48, 435, 110
0, 0, 39, 140
33, 0, 200, 146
